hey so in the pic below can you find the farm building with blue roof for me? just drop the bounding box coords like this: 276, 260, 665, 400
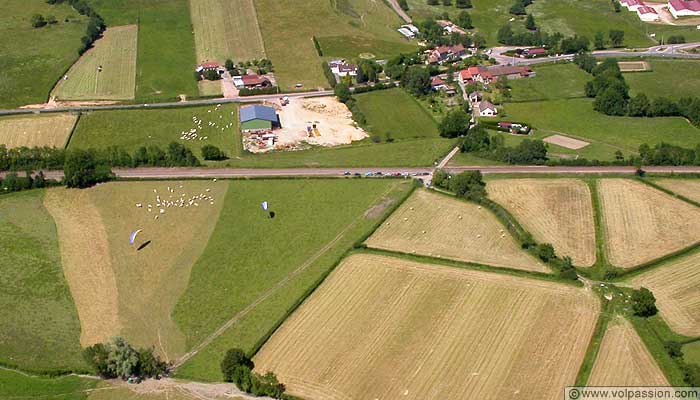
239, 105, 280, 133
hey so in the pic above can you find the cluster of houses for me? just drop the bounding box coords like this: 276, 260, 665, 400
458, 65, 535, 85
328, 59, 359, 78
195, 61, 274, 90
621, 0, 700, 21
426, 44, 469, 64
397, 24, 420, 39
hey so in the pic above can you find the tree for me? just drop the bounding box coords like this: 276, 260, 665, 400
573, 52, 597, 73
525, 14, 536, 30
609, 29, 625, 47
664, 341, 684, 359
594, 84, 629, 116
201, 145, 226, 161
497, 24, 514, 44
456, 0, 473, 8
31, 14, 47, 28
63, 149, 112, 188
427, 0, 439, 5
106, 337, 140, 379
84, 343, 111, 378
438, 109, 470, 138
225, 59, 235, 71
628, 93, 650, 117
398, 0, 410, 11
334, 83, 352, 103
510, 2, 526, 15
202, 69, 221, 81
594, 31, 605, 50
401, 66, 431, 96
222, 348, 255, 382
447, 171, 485, 200
442, 0, 452, 5
613, 0, 621, 12
432, 169, 450, 188
536, 243, 556, 261
137, 348, 167, 378
457, 11, 473, 29
632, 287, 658, 317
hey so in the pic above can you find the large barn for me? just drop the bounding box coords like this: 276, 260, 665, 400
239, 105, 280, 133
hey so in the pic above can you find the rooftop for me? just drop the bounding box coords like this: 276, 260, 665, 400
240, 105, 278, 123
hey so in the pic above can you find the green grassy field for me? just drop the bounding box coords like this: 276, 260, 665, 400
317, 35, 416, 60
503, 98, 700, 155
190, 0, 266, 63
625, 59, 700, 100
54, 25, 138, 101
85, 0, 140, 25
0, 190, 85, 372
254, 0, 416, 90
684, 341, 700, 365
69, 104, 454, 167
173, 179, 414, 380
508, 62, 589, 102
0, 369, 96, 400
355, 88, 439, 140
135, 0, 198, 101
69, 104, 239, 156
407, 0, 700, 46
0, 0, 86, 108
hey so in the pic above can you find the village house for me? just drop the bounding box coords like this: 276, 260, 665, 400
468, 92, 482, 103
195, 62, 225, 74
233, 74, 272, 89
430, 75, 457, 95
436, 20, 468, 36
478, 101, 498, 117
668, 0, 700, 17
637, 6, 660, 21
427, 44, 466, 64
620, 0, 646, 11
521, 47, 547, 58
459, 65, 534, 85
328, 60, 358, 77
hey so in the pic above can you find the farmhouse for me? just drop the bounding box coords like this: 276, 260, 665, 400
239, 105, 280, 133
437, 20, 468, 36
668, 0, 700, 17
468, 92, 482, 103
328, 60, 358, 77
459, 65, 534, 84
427, 44, 466, 64
233, 74, 272, 89
637, 6, 660, 21
522, 47, 547, 58
478, 101, 498, 117
196, 62, 224, 74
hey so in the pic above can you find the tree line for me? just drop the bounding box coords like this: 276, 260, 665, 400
83, 337, 168, 381
47, 0, 106, 55
221, 348, 299, 399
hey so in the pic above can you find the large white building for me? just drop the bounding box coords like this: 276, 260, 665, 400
668, 0, 700, 17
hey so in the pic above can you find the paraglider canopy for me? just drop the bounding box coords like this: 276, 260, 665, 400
261, 201, 269, 211
129, 229, 142, 246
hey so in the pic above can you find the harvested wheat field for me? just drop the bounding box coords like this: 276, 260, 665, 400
254, 254, 599, 400
45, 181, 228, 359
598, 179, 700, 269
44, 188, 121, 347
0, 113, 77, 148
487, 179, 596, 267
588, 317, 668, 386
631, 250, 700, 337
654, 179, 700, 204
190, 0, 266, 63
365, 190, 547, 272
54, 25, 138, 100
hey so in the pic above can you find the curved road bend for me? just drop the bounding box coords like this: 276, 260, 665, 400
11, 166, 700, 181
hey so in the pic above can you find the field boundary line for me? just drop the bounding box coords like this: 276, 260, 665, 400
574, 292, 612, 386
171, 182, 403, 370
62, 112, 82, 149
637, 177, 700, 208
249, 0, 267, 58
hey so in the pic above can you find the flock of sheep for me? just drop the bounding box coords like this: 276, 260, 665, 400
135, 182, 217, 220
179, 104, 235, 142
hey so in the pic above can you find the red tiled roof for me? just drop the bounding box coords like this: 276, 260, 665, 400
241, 75, 269, 86
669, 0, 700, 11
200, 62, 220, 69
637, 5, 658, 13
431, 76, 445, 86
526, 47, 546, 54
621, 0, 644, 6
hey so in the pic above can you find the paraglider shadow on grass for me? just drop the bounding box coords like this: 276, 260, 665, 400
137, 240, 152, 251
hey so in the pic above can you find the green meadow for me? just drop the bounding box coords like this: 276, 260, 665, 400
355, 88, 440, 140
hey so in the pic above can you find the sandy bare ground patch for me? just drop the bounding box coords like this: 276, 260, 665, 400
654, 179, 700, 203
618, 61, 651, 72
366, 190, 548, 272
598, 179, 700, 269
543, 134, 590, 150
0, 113, 77, 148
88, 378, 268, 400
487, 179, 597, 267
88, 181, 229, 360
274, 97, 368, 147
44, 188, 121, 347
589, 317, 668, 386
254, 254, 599, 400
630, 250, 700, 336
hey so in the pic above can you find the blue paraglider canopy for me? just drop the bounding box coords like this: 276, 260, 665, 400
129, 229, 142, 245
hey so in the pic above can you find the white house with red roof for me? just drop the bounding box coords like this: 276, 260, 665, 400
328, 60, 358, 77
620, 0, 646, 11
427, 44, 466, 64
196, 62, 224, 74
478, 101, 498, 117
668, 0, 700, 17
233, 74, 272, 89
637, 6, 660, 21
459, 66, 534, 85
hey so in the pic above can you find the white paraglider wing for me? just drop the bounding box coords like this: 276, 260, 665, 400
129, 229, 142, 245
261, 201, 269, 211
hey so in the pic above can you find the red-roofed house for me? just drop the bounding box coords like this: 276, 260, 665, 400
328, 60, 358, 77
233, 74, 272, 89
522, 47, 547, 58
637, 6, 660, 20
427, 44, 466, 64
620, 0, 645, 11
459, 65, 534, 84
196, 62, 224, 73
436, 20, 468, 35
668, 0, 700, 17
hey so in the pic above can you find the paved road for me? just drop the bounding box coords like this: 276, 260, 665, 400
0, 90, 333, 116
490, 42, 700, 66
10, 165, 700, 181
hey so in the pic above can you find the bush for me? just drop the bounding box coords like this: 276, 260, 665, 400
31, 14, 47, 28
221, 348, 290, 399
438, 109, 470, 138
202, 69, 221, 81
631, 287, 658, 317
84, 338, 167, 380
312, 36, 323, 56
63, 149, 112, 188
322, 62, 337, 88
239, 86, 279, 96
201, 145, 226, 161
536, 243, 556, 261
